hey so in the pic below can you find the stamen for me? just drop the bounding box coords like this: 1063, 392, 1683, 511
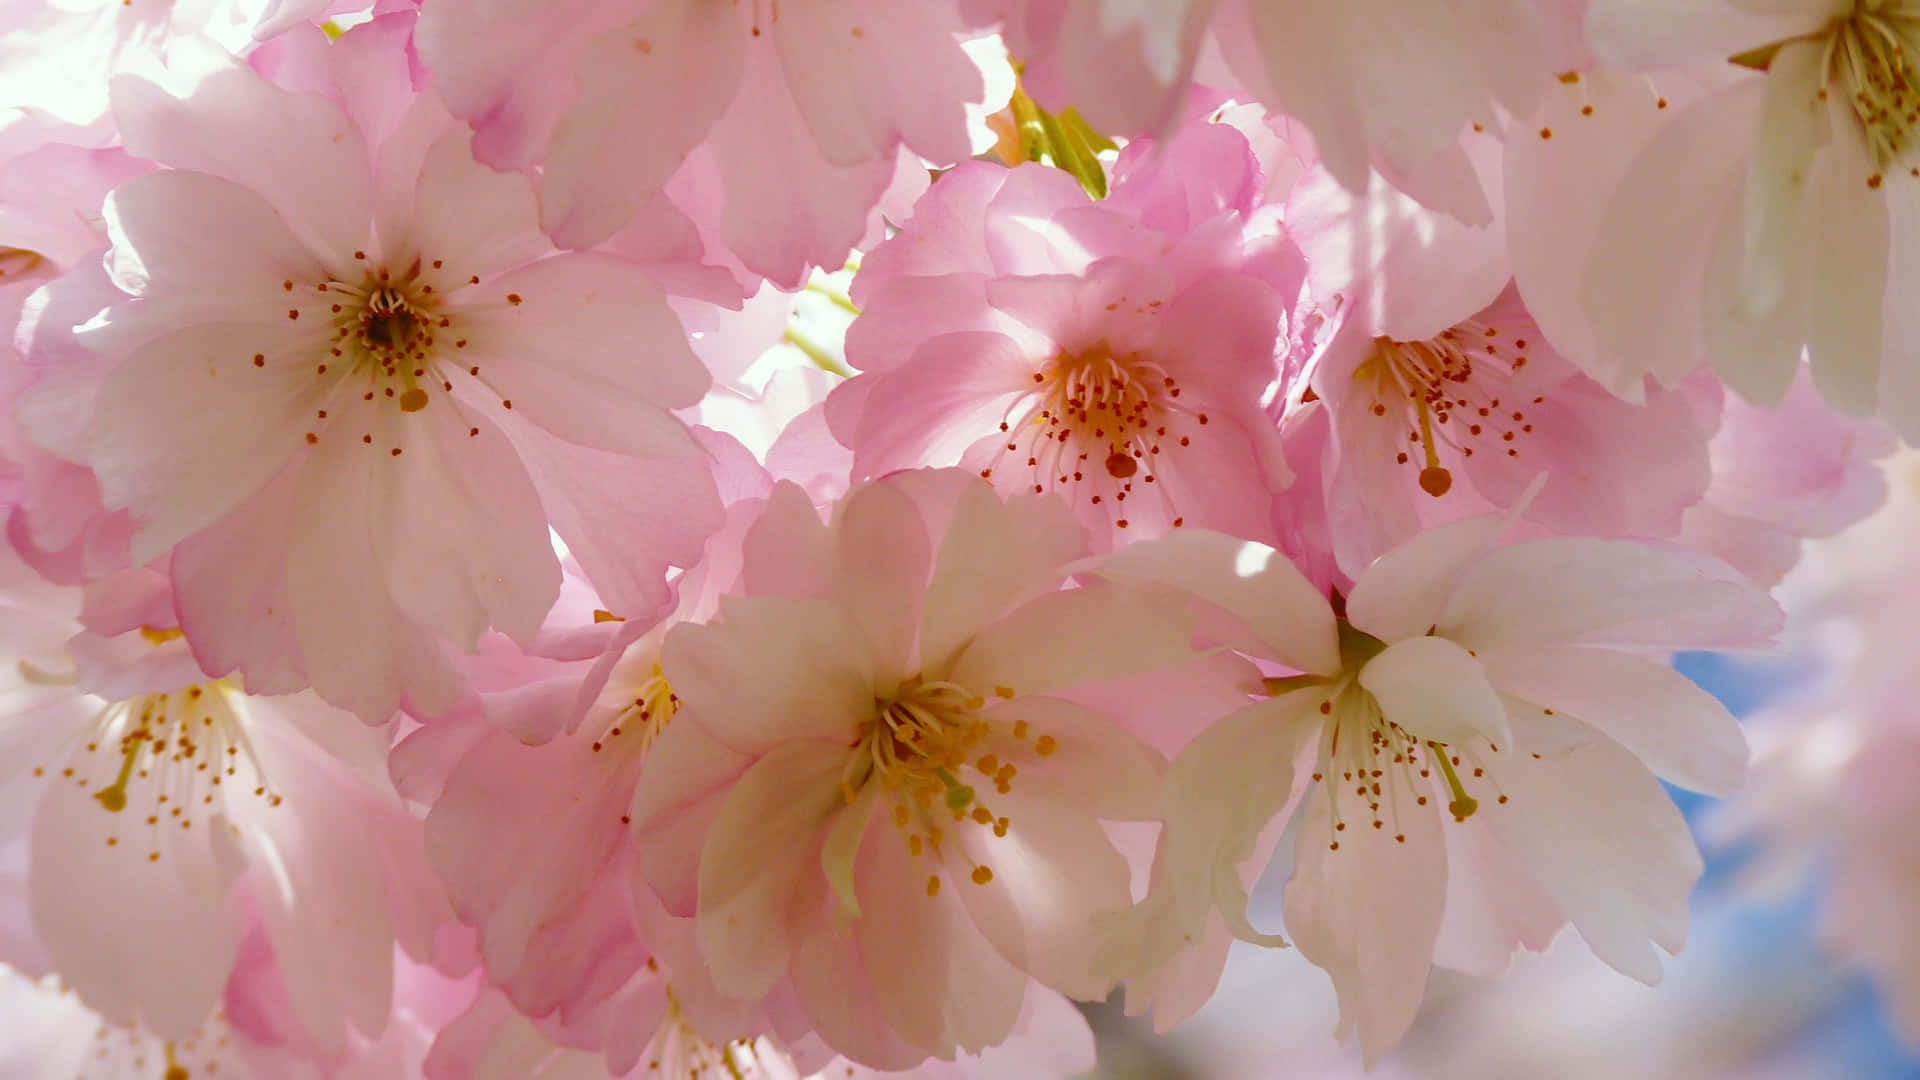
1430, 743, 1480, 820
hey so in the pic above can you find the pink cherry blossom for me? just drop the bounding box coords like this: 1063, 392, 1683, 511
1680, 364, 1897, 585
0, 556, 456, 1054
1087, 519, 1781, 1060
628, 470, 1190, 1067
402, 489, 771, 1037
0, 136, 151, 584
71, 17, 722, 720
1283, 144, 1715, 576
827, 134, 1298, 550
1570, 0, 1920, 438
415, 0, 986, 282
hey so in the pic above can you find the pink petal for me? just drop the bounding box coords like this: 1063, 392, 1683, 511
775, 0, 981, 168
917, 481, 1088, 673
834, 331, 1037, 481
93, 317, 324, 564
981, 695, 1165, 823
110, 58, 372, 268
697, 741, 847, 1000
536, 0, 747, 248
1088, 530, 1339, 675
31, 774, 243, 1039
944, 582, 1195, 698
285, 431, 465, 721
370, 411, 561, 648
101, 169, 329, 305
626, 717, 754, 918
943, 784, 1135, 1003
661, 596, 872, 754
171, 465, 307, 697
497, 417, 723, 622
855, 815, 1027, 1058
827, 477, 933, 679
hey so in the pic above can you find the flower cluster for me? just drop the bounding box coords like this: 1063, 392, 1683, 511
0, 2, 1906, 1077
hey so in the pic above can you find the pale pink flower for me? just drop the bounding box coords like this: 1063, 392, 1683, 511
1087, 520, 1781, 1060
74, 18, 721, 720
1283, 144, 1715, 576
0, 559, 455, 1053
402, 490, 772, 1033
1680, 364, 1897, 585
827, 136, 1298, 550
415, 0, 985, 282
629, 470, 1189, 1067
1566, 1, 1920, 438
1, 138, 149, 584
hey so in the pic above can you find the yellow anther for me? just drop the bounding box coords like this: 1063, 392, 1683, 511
926, 875, 941, 897
971, 865, 994, 885
1033, 735, 1058, 757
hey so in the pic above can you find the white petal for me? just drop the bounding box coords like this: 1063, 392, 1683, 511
1283, 780, 1445, 1065
1484, 729, 1702, 983
696, 742, 846, 1000
1478, 646, 1747, 796
1345, 514, 1506, 644
1438, 537, 1783, 652
1361, 636, 1510, 749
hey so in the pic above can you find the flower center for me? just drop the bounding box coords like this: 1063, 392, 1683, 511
1826, 2, 1920, 171
980, 344, 1206, 530
35, 678, 281, 864
318, 259, 450, 415
590, 660, 679, 759
263, 251, 522, 455
1308, 681, 1509, 851
1353, 318, 1542, 498
846, 678, 1052, 896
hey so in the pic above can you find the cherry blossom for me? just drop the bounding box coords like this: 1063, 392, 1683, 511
826, 125, 1298, 549
72, 17, 722, 720
0, 557, 454, 1053
1283, 139, 1714, 575
630, 470, 1189, 1067
1574, 0, 1920, 438
1087, 519, 1781, 1059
